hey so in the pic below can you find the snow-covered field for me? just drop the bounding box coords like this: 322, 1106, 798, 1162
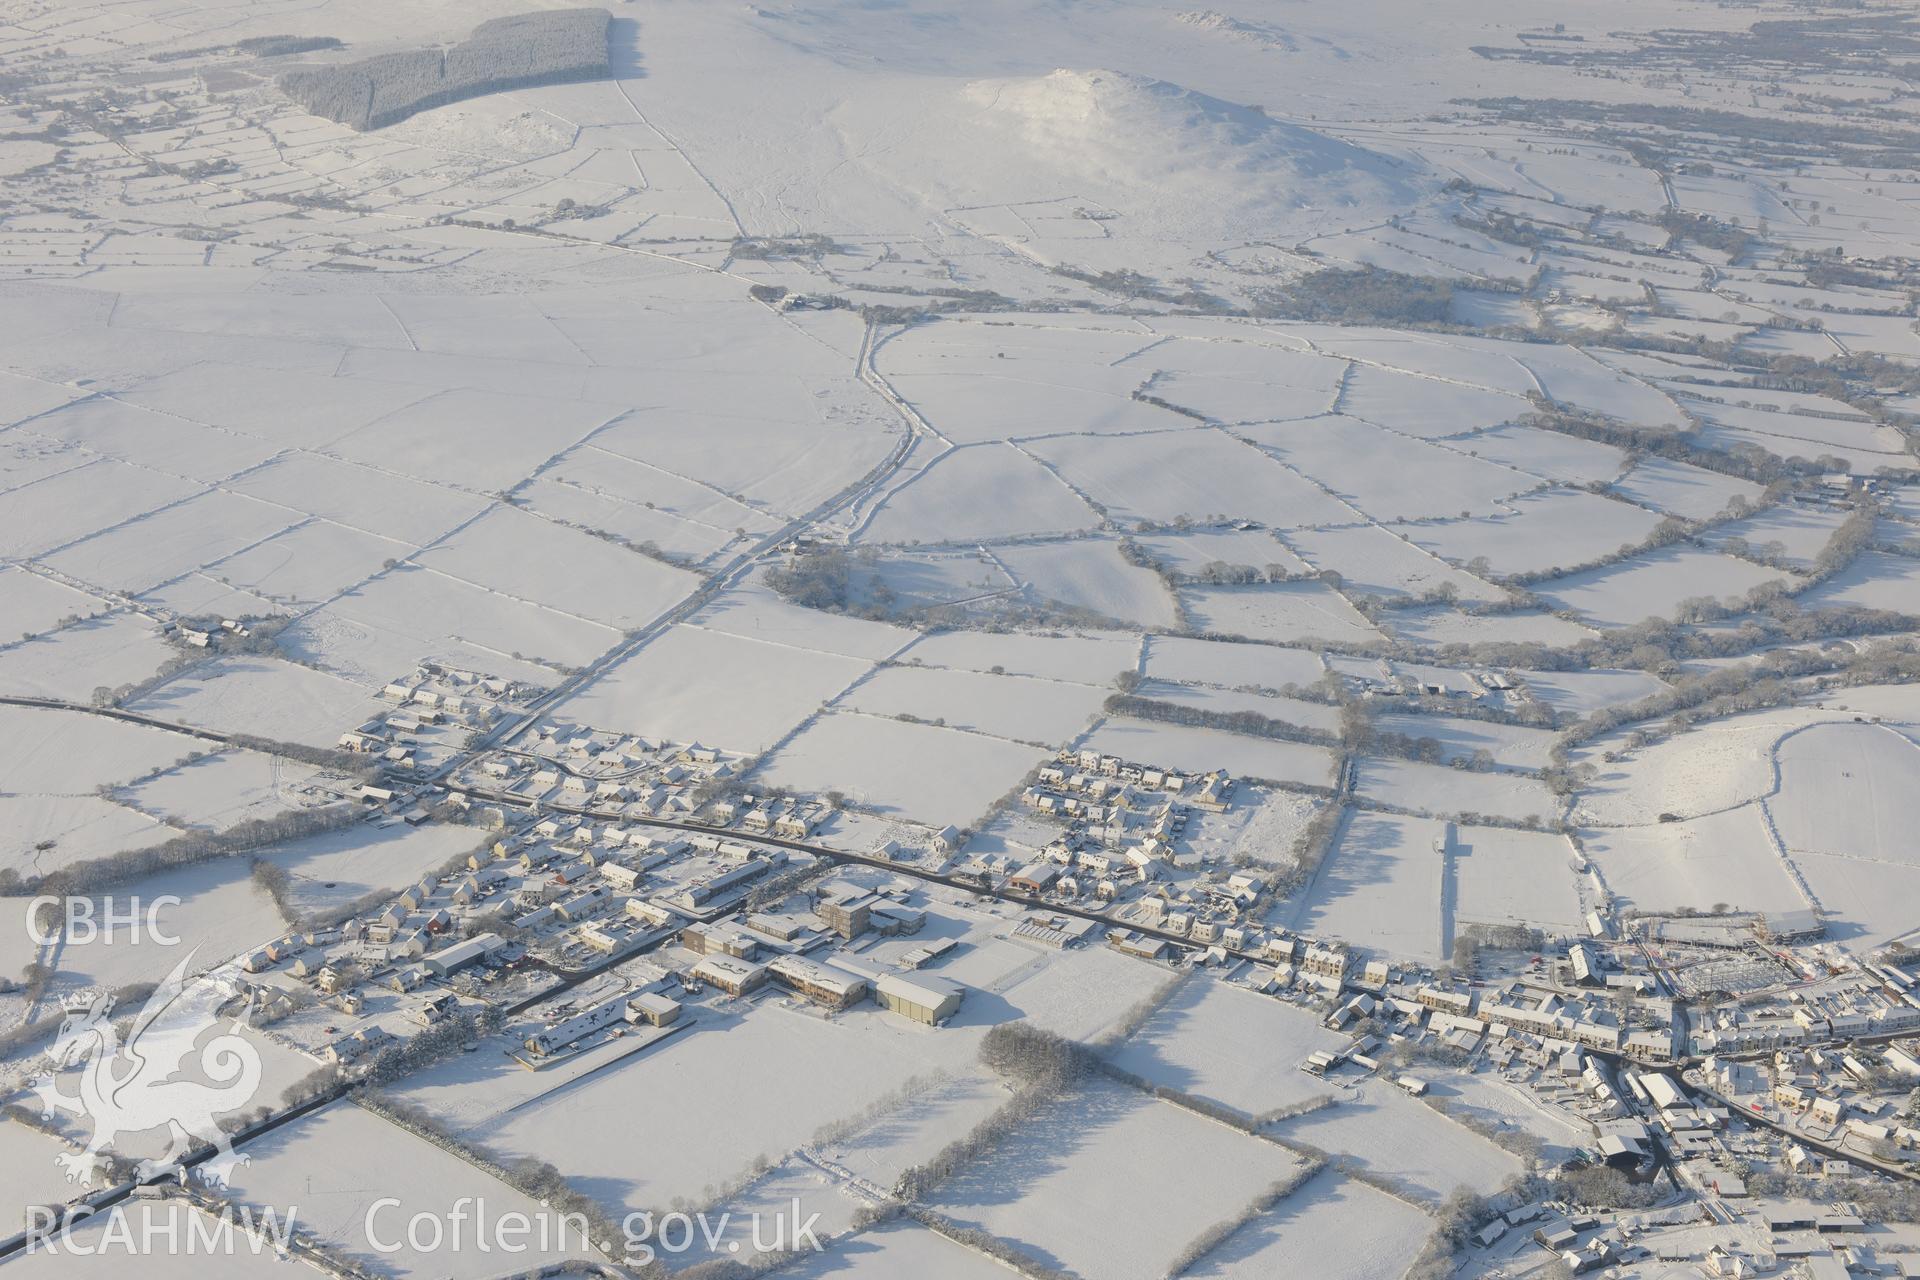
1534, 545, 1789, 630
929, 1076, 1310, 1280
1802, 550, 1920, 615
1518, 668, 1669, 719
1426, 1073, 1592, 1169
1143, 635, 1325, 690
16, 858, 289, 991
901, 630, 1139, 684
1580, 806, 1809, 917
261, 821, 479, 915
0, 704, 192, 867
1132, 678, 1343, 735
561, 625, 878, 753
1287, 811, 1447, 962
434, 1002, 971, 1217
1106, 978, 1347, 1116
1083, 717, 1339, 787
1788, 852, 1920, 950
780, 1218, 1017, 1279
0, 612, 178, 703
1286, 524, 1503, 602
761, 711, 1043, 829
1451, 824, 1585, 934
1192, 1171, 1435, 1280
1382, 607, 1597, 649
1272, 1078, 1521, 1205
129, 657, 380, 748
1182, 583, 1383, 647
1770, 722, 1920, 866
998, 539, 1180, 628
0, 1122, 81, 1240
121, 750, 325, 831
1354, 757, 1558, 825
862, 444, 1101, 544
1608, 457, 1763, 521
1572, 706, 1828, 826
838, 663, 1108, 746
1405, 490, 1665, 578
1370, 713, 1557, 771
0, 566, 106, 637
224, 1102, 596, 1280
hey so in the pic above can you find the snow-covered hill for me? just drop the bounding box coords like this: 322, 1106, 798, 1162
948, 68, 1418, 238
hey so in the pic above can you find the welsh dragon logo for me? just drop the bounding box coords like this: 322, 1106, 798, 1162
32, 950, 263, 1187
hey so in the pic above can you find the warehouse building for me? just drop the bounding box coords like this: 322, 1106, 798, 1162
423, 931, 508, 977
875, 973, 964, 1026
625, 990, 685, 1027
